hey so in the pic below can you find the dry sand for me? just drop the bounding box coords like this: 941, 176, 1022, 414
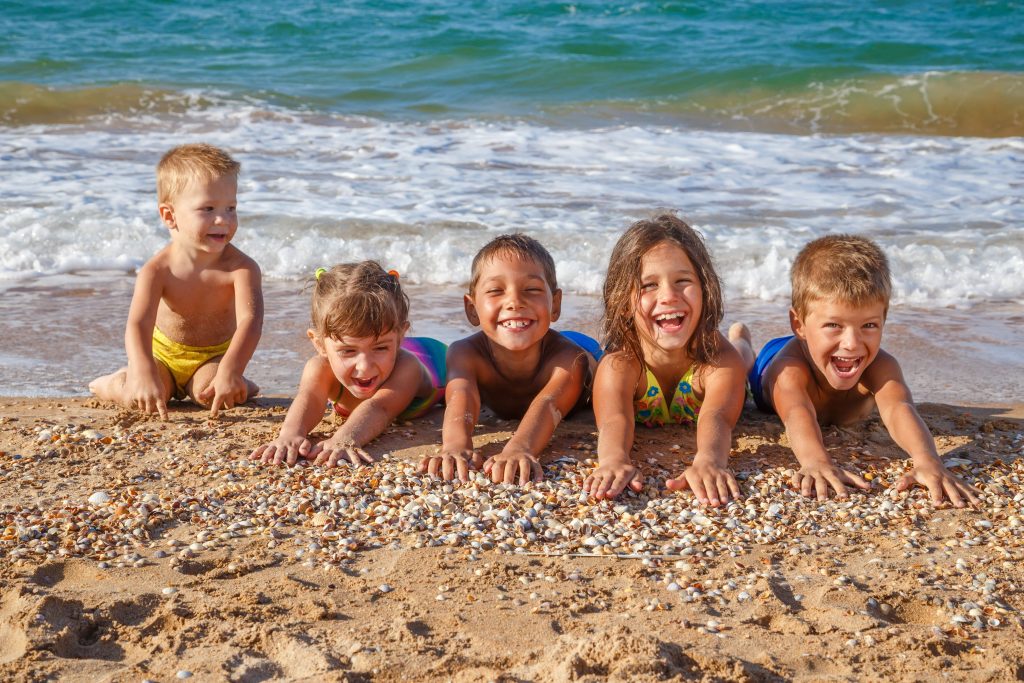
1, 397, 1023, 682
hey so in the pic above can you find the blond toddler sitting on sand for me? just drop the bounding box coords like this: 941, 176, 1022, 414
89, 143, 263, 419
746, 235, 979, 506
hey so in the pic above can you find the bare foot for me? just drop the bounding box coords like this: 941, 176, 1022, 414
728, 322, 755, 372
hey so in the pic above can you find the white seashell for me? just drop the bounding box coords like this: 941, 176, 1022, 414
88, 492, 111, 506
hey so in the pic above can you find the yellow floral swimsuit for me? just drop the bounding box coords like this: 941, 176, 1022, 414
634, 365, 702, 427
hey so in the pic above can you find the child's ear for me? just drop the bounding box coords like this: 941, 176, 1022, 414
550, 288, 562, 322
398, 321, 410, 341
308, 330, 327, 356
463, 294, 480, 327
158, 203, 176, 230
789, 309, 805, 338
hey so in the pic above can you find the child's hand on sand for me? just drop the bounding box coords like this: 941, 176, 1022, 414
251, 435, 313, 466
583, 460, 643, 500
484, 447, 543, 485
127, 370, 169, 420
791, 460, 871, 501
419, 449, 483, 482
896, 463, 981, 508
309, 437, 374, 468
199, 370, 249, 418
666, 458, 741, 507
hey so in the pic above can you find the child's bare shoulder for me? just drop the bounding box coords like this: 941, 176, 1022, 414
135, 246, 174, 283
595, 349, 642, 384
446, 333, 490, 374
767, 344, 814, 390
861, 348, 904, 390
218, 245, 261, 276
708, 331, 745, 371
541, 331, 589, 368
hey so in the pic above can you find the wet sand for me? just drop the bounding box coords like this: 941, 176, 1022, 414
2, 276, 1023, 404
1, 396, 1023, 681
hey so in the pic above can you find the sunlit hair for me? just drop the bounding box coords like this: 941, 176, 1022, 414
469, 233, 558, 294
157, 143, 240, 204
602, 213, 724, 369
791, 234, 891, 319
310, 262, 409, 340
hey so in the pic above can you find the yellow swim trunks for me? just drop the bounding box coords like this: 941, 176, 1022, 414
152, 327, 231, 399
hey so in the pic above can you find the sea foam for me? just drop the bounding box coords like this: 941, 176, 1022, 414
1, 105, 1021, 307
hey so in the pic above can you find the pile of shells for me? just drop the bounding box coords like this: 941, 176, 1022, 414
3, 419, 1024, 635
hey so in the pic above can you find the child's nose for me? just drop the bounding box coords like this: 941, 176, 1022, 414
840, 327, 861, 348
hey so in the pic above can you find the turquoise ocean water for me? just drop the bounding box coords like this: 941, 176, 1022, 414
1, 1, 1022, 399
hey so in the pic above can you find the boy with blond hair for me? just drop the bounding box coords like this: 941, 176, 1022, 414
748, 234, 978, 506
90, 143, 263, 419
420, 234, 597, 483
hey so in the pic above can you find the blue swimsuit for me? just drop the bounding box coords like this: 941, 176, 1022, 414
748, 335, 793, 414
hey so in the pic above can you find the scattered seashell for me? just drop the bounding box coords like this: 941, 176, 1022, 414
88, 491, 111, 506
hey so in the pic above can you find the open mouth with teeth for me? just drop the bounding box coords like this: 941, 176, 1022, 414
352, 377, 377, 392
653, 312, 687, 333
208, 234, 227, 242
499, 319, 534, 330
830, 355, 863, 378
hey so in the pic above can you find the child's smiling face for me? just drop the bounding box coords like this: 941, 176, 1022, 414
634, 241, 703, 356
161, 174, 238, 254
464, 254, 560, 352
792, 298, 886, 391
316, 328, 404, 400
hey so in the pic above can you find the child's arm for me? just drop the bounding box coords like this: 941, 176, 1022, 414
199, 261, 263, 417
251, 355, 335, 466
420, 341, 483, 482
583, 354, 643, 500
309, 351, 424, 468
772, 362, 871, 500
870, 354, 980, 507
124, 262, 170, 420
483, 349, 588, 485
665, 345, 746, 506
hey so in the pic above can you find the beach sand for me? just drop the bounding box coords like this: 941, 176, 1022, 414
1, 396, 1023, 682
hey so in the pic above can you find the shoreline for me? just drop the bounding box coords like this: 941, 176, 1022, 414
3, 277, 1023, 405
2, 396, 1023, 680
